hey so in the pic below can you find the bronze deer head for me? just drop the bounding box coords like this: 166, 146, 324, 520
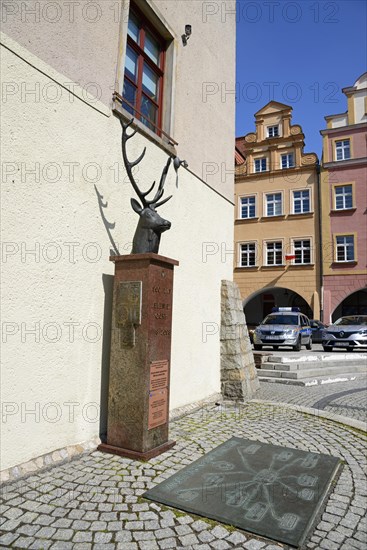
121, 119, 173, 254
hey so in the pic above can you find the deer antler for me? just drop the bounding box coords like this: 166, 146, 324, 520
121, 118, 172, 210
121, 119, 148, 208
147, 157, 172, 209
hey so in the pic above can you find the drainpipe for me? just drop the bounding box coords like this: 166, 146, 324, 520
316, 161, 324, 322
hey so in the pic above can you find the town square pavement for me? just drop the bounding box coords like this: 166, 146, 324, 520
1, 378, 366, 550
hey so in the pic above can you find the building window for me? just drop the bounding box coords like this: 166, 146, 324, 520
122, 7, 165, 134
266, 241, 283, 265
266, 193, 282, 216
240, 196, 256, 219
240, 243, 256, 267
293, 239, 311, 264
267, 125, 279, 138
335, 185, 353, 210
293, 189, 310, 214
281, 153, 295, 169
336, 235, 355, 262
254, 158, 267, 172
335, 139, 351, 161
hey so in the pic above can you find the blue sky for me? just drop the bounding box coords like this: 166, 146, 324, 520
236, 0, 367, 157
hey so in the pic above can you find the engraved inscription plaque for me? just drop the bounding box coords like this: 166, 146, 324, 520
148, 389, 168, 430
117, 281, 142, 347
150, 360, 169, 391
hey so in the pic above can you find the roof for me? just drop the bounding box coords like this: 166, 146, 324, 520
235, 148, 246, 165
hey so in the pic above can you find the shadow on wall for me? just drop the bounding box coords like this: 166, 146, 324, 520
94, 185, 120, 256
99, 273, 114, 442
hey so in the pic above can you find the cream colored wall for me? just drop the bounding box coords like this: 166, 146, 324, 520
1, 0, 120, 107
2, 0, 236, 200
354, 91, 367, 123
153, 1, 236, 200
1, 8, 234, 471
330, 115, 348, 128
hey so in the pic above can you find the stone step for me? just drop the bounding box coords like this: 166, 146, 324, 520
258, 365, 367, 381
253, 350, 367, 385
258, 371, 367, 386
259, 360, 366, 372
257, 352, 367, 364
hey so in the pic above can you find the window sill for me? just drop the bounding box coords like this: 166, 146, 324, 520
332, 261, 357, 266
261, 265, 285, 269
235, 217, 259, 224
331, 208, 356, 214
260, 215, 286, 221
113, 101, 177, 157
288, 212, 314, 218
234, 266, 259, 271
287, 263, 315, 268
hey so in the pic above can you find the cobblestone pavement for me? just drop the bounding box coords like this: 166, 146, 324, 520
1, 401, 366, 550
255, 379, 367, 423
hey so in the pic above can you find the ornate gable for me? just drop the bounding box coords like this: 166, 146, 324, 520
255, 101, 292, 117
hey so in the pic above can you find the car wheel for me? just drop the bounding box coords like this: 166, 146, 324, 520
293, 338, 301, 352
306, 339, 312, 350
323, 345, 332, 352
254, 344, 262, 351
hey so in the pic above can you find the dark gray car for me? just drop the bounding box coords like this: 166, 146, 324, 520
310, 320, 327, 343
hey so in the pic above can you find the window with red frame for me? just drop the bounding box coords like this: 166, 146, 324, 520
122, 7, 165, 134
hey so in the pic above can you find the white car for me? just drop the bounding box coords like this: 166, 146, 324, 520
322, 315, 367, 351
253, 307, 312, 352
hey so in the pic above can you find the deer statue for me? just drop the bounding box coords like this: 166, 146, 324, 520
121, 119, 173, 254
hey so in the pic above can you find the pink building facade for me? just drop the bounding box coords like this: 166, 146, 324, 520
320, 73, 367, 322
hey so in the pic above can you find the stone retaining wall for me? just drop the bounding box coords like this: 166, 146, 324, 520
220, 280, 259, 400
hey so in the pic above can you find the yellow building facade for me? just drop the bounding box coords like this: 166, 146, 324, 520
235, 102, 321, 326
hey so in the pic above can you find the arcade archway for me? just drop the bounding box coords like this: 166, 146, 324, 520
332, 288, 367, 322
243, 287, 313, 326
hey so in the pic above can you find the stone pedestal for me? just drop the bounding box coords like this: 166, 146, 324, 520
98, 253, 178, 461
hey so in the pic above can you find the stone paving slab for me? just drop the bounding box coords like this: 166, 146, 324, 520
254, 379, 367, 423
1, 400, 366, 550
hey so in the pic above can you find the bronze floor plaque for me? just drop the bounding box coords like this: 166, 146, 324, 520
144, 437, 342, 547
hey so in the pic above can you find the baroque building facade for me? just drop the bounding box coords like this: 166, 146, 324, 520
235, 102, 320, 326
320, 73, 367, 322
